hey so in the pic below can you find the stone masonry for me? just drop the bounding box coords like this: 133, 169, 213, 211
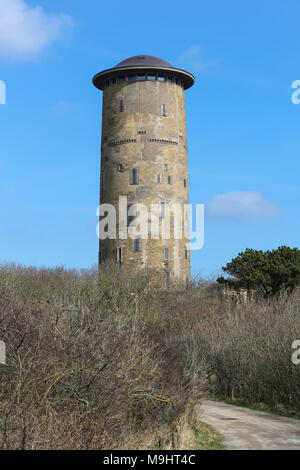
93, 55, 195, 283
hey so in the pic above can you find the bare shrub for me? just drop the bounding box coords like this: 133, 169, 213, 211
0, 263, 208, 449
192, 289, 300, 412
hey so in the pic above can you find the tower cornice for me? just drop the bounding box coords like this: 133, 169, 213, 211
92, 65, 195, 91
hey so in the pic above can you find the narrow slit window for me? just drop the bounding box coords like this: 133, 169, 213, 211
117, 247, 122, 263
100, 172, 104, 189
164, 164, 168, 171
185, 247, 188, 260
164, 248, 168, 260
130, 168, 139, 185
161, 104, 166, 116
184, 178, 187, 188
160, 202, 166, 219
157, 174, 162, 183
167, 175, 172, 185
117, 164, 123, 172
133, 237, 142, 252
119, 100, 124, 112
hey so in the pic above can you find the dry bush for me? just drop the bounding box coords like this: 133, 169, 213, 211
2, 261, 296, 448
190, 289, 300, 412
0, 263, 208, 449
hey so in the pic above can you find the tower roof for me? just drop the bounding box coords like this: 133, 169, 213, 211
93, 54, 195, 91
114, 55, 173, 69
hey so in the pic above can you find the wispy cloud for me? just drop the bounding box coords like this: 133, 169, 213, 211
206, 191, 282, 221
177, 45, 219, 73
51, 101, 85, 113
0, 0, 74, 59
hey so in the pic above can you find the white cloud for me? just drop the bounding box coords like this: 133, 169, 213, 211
0, 0, 73, 59
178, 45, 219, 73
206, 191, 282, 221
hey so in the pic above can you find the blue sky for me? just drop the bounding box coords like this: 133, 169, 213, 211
0, 0, 299, 277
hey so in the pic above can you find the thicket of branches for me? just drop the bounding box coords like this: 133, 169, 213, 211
0, 262, 299, 449
0, 263, 208, 450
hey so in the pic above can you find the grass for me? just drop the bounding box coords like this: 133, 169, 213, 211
191, 422, 226, 450
214, 398, 300, 421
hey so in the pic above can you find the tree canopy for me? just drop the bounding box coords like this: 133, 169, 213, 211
217, 246, 300, 296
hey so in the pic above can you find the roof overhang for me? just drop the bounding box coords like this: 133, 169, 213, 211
92, 65, 195, 91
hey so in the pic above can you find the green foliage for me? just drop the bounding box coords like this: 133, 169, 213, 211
217, 246, 300, 296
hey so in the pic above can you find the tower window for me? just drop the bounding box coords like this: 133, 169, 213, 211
164, 164, 168, 171
118, 76, 125, 83
127, 203, 137, 227
130, 168, 139, 185
185, 247, 188, 260
156, 174, 162, 183
161, 104, 166, 116
137, 75, 146, 81
117, 164, 123, 172
160, 202, 166, 219
133, 237, 142, 253
167, 175, 172, 185
158, 76, 165, 82
184, 178, 187, 187
127, 75, 135, 81
117, 247, 122, 264
164, 248, 168, 260
119, 100, 124, 112
147, 75, 156, 81
100, 172, 104, 189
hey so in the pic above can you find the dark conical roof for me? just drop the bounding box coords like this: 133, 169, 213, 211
114, 55, 173, 69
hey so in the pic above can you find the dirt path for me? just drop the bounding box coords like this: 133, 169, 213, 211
199, 400, 300, 450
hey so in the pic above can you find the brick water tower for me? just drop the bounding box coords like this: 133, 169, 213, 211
93, 55, 195, 283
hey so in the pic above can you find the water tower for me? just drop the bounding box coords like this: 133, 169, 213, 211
93, 55, 194, 282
